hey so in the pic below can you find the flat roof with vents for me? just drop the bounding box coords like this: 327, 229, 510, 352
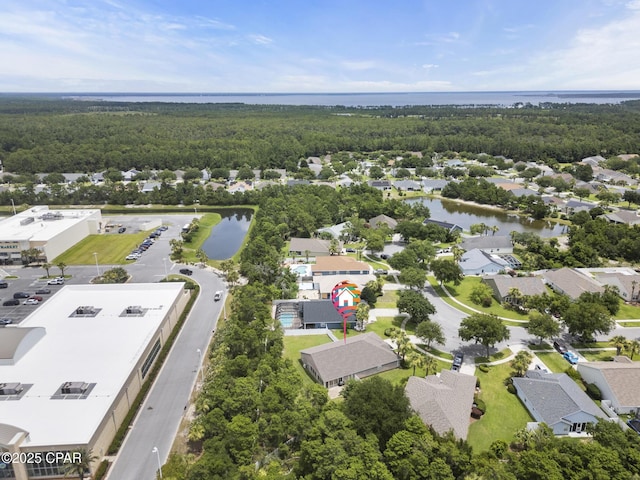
0, 206, 101, 242
0, 282, 184, 447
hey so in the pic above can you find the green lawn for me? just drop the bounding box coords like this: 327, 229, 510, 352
536, 352, 571, 373
467, 363, 533, 452
375, 290, 398, 308
580, 350, 618, 362
53, 231, 150, 265
283, 334, 334, 385
528, 341, 552, 351
182, 213, 222, 263
367, 316, 414, 337
441, 277, 529, 321
375, 358, 450, 386
615, 302, 640, 320
474, 348, 512, 364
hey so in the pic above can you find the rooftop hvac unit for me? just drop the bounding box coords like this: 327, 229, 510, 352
19, 217, 35, 226
41, 212, 64, 221
126, 306, 143, 314
61, 381, 89, 394
0, 382, 23, 395
75, 306, 96, 315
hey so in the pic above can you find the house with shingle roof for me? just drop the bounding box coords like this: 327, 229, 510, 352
542, 268, 603, 300
482, 275, 547, 304
578, 357, 640, 415
405, 371, 477, 440
459, 249, 510, 276
602, 210, 640, 226
423, 218, 463, 234
299, 299, 356, 330
422, 179, 450, 192
513, 371, 607, 435
593, 272, 640, 302
393, 179, 422, 191
312, 256, 371, 276
368, 214, 398, 230
368, 180, 392, 190
300, 332, 399, 388
461, 235, 513, 254
289, 238, 341, 258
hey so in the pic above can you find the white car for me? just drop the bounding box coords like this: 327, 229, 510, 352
214, 291, 223, 302
47, 277, 65, 285
23, 298, 40, 305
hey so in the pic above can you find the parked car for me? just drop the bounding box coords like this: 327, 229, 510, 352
553, 340, 569, 355
214, 291, 223, 301
374, 269, 388, 275
159, 225, 169, 231
13, 292, 30, 299
35, 289, 51, 295
2, 299, 19, 306
345, 248, 356, 253
29, 295, 43, 302
0, 280, 8, 288
0, 318, 13, 325
627, 419, 640, 435
452, 353, 464, 372
118, 227, 126, 233
179, 268, 193, 276
563, 351, 579, 365
125, 254, 139, 261
380, 254, 389, 260
47, 278, 65, 285
23, 298, 40, 305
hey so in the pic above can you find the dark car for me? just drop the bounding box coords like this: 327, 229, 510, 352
380, 254, 389, 260
35, 289, 51, 295
345, 248, 356, 253
179, 268, 193, 276
159, 225, 168, 231
2, 299, 19, 306
0, 280, 8, 288
13, 292, 30, 299
0, 318, 13, 325
452, 353, 464, 372
118, 227, 126, 233
553, 340, 569, 355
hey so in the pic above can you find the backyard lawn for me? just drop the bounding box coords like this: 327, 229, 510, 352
615, 302, 640, 320
536, 352, 571, 373
53, 231, 150, 265
375, 290, 398, 308
375, 357, 449, 386
283, 334, 334, 386
467, 363, 533, 452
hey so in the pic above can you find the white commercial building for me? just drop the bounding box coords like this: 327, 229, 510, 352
0, 283, 190, 479
0, 206, 102, 264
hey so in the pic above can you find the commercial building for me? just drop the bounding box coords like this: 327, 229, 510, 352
0, 283, 190, 479
0, 206, 102, 263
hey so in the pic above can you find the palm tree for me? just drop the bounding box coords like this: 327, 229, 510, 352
56, 261, 67, 277
61, 447, 98, 479
609, 335, 628, 356
42, 262, 52, 278
490, 225, 500, 236
627, 340, 640, 360
424, 355, 438, 376
507, 287, 524, 306
451, 245, 464, 264
406, 350, 426, 376
632, 280, 638, 303
510, 350, 533, 377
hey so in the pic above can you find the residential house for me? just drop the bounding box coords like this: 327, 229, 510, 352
461, 235, 513, 254
482, 275, 547, 305
121, 169, 140, 181
92, 172, 105, 184
513, 371, 608, 435
289, 238, 341, 258
141, 181, 162, 193
368, 180, 392, 190
314, 274, 376, 300
312, 256, 371, 276
602, 210, 640, 226
423, 218, 463, 234
298, 299, 356, 330
422, 179, 450, 193
173, 170, 185, 181
578, 357, 640, 415
580, 155, 607, 167
228, 181, 253, 194
542, 268, 603, 300
300, 332, 399, 388
201, 169, 210, 182
564, 199, 598, 214
405, 371, 477, 440
458, 249, 510, 276
61, 173, 87, 184
287, 179, 311, 187
316, 222, 348, 239
368, 214, 398, 230
593, 271, 640, 302
509, 188, 540, 198
393, 179, 422, 191
205, 181, 226, 191
594, 167, 637, 186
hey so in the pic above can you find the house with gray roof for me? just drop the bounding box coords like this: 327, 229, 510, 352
602, 209, 640, 226
299, 299, 356, 330
513, 371, 607, 435
316, 222, 348, 239
422, 179, 449, 192
459, 249, 510, 276
368, 180, 392, 190
593, 272, 640, 302
300, 332, 399, 388
461, 235, 513, 254
289, 237, 340, 258
482, 275, 547, 305
542, 268, 603, 300
368, 214, 398, 230
580, 155, 607, 167
393, 179, 422, 191
423, 218, 463, 234
405, 370, 477, 440
578, 357, 640, 415
510, 188, 540, 198
141, 181, 162, 193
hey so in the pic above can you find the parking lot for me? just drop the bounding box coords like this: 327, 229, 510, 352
0, 269, 66, 324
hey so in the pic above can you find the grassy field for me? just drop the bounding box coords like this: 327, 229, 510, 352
580, 350, 618, 362
375, 358, 449, 386
467, 363, 533, 452
615, 302, 640, 320
375, 290, 398, 308
181, 213, 221, 263
53, 231, 150, 265
283, 334, 334, 386
536, 352, 571, 373
441, 277, 529, 321
474, 348, 512, 364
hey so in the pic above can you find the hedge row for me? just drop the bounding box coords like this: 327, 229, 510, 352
94, 460, 110, 480
107, 283, 200, 455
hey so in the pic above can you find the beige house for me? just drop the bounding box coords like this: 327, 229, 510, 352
578, 357, 640, 415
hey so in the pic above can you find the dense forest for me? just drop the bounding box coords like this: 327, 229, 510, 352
1, 98, 640, 173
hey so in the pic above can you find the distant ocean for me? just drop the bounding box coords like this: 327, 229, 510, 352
63, 91, 640, 107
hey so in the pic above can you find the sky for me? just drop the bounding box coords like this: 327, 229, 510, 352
1, 0, 640, 93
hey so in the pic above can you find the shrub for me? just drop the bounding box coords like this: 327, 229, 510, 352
564, 367, 581, 381
478, 364, 490, 373
384, 328, 392, 337
476, 377, 481, 389
94, 460, 110, 480
490, 440, 508, 459
506, 383, 517, 394
586, 383, 602, 401
471, 407, 483, 419
474, 398, 487, 413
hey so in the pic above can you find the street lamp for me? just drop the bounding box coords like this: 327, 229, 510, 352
93, 252, 100, 277
152, 446, 162, 479
196, 348, 203, 384
162, 257, 168, 278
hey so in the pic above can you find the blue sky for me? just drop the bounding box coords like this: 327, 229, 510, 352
2, 0, 640, 92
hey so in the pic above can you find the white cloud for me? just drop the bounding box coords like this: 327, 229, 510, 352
341, 60, 376, 71
248, 34, 273, 45
422, 64, 439, 69
627, 0, 640, 9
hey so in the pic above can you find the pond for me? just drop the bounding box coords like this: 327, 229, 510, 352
201, 209, 253, 260
406, 197, 566, 237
